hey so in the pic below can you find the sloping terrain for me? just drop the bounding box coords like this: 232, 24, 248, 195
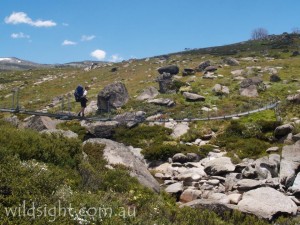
0, 33, 300, 224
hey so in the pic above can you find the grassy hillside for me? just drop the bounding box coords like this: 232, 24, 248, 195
1, 33, 300, 224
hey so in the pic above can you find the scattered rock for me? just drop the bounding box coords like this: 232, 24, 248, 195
173, 153, 188, 164
212, 84, 230, 95
81, 120, 118, 139
280, 141, 300, 187
183, 92, 205, 101
287, 93, 300, 104
274, 124, 294, 139
204, 157, 236, 176
266, 146, 279, 153
182, 68, 195, 76
113, 111, 145, 128
270, 74, 281, 82
198, 60, 211, 72
147, 98, 175, 107
158, 65, 179, 75
237, 187, 297, 220
136, 86, 159, 101
180, 189, 202, 203
239, 85, 258, 97
97, 82, 129, 112
204, 66, 218, 73
24, 116, 57, 132
235, 179, 263, 191
223, 57, 239, 66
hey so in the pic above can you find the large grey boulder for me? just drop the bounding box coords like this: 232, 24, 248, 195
24, 116, 57, 132
84, 138, 160, 192
81, 120, 118, 139
204, 157, 235, 176
158, 65, 179, 75
183, 92, 205, 101
280, 141, 300, 187
136, 86, 159, 101
274, 124, 294, 139
97, 82, 129, 112
113, 111, 145, 128
238, 187, 297, 220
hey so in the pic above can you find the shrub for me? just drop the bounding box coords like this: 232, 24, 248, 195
0, 122, 82, 168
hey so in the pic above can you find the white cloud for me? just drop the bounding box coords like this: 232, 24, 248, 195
81, 35, 95, 41
11, 32, 30, 39
91, 49, 106, 60
5, 12, 56, 27
110, 54, 123, 62
62, 40, 77, 46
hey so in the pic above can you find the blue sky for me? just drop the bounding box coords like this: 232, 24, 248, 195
1, 0, 300, 64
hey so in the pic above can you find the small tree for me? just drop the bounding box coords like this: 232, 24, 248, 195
251, 28, 269, 40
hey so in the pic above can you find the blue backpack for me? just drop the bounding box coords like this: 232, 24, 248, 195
74, 85, 84, 102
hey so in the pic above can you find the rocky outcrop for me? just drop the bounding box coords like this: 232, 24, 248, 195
280, 141, 300, 187
97, 82, 129, 112
136, 86, 159, 101
81, 120, 118, 139
113, 111, 145, 128
237, 187, 297, 220
24, 116, 57, 131
158, 65, 179, 75
84, 138, 160, 192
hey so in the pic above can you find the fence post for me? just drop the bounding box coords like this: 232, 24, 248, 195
67, 94, 71, 115
11, 89, 16, 109
61, 96, 64, 113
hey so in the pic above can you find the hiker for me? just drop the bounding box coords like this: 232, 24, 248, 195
76, 85, 90, 117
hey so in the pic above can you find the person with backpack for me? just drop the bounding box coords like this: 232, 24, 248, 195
74, 85, 90, 117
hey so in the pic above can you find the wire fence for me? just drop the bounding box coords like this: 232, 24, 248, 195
0, 88, 281, 123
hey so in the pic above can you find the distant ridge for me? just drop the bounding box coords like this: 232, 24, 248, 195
0, 57, 108, 71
